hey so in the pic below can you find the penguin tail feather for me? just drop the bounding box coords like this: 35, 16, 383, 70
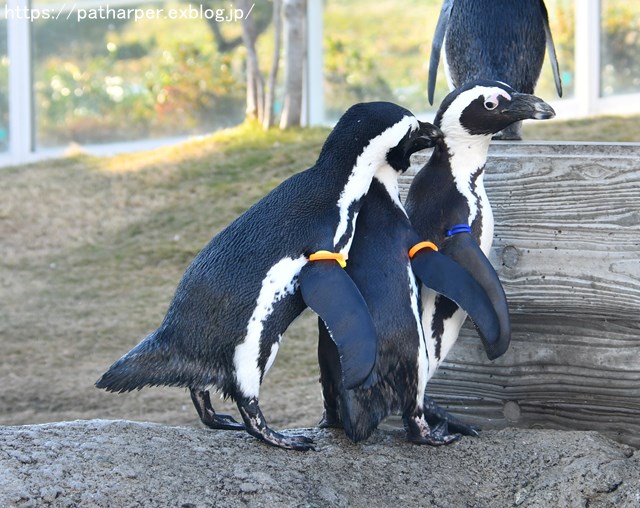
95, 331, 187, 393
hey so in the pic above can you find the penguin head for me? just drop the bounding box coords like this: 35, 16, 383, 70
319, 102, 442, 174
434, 80, 555, 139
386, 120, 442, 173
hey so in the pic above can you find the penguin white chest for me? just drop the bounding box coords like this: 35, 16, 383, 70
234, 255, 308, 398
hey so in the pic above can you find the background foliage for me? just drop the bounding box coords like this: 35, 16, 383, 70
1, 0, 639, 148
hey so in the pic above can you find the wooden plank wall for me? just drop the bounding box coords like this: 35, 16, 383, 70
400, 142, 640, 448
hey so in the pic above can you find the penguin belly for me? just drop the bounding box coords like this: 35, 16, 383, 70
421, 171, 494, 378
318, 181, 428, 442
327, 257, 426, 443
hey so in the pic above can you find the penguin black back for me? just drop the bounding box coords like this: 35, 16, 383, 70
427, 0, 562, 138
447, 0, 546, 93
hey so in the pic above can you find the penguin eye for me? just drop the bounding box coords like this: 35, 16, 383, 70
484, 99, 499, 111
483, 89, 511, 111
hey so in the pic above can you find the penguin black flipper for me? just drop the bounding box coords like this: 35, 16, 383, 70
410, 247, 500, 349
439, 232, 511, 360
299, 260, 377, 390
427, 0, 454, 105
539, 0, 563, 97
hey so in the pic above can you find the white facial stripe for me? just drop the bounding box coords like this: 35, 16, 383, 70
440, 85, 509, 138
374, 164, 406, 213
439, 85, 505, 224
333, 115, 419, 254
234, 255, 307, 397
489, 89, 511, 102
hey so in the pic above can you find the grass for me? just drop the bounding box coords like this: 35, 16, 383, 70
524, 114, 640, 142
0, 122, 331, 429
1, 115, 638, 430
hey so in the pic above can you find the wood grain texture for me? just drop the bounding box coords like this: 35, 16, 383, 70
402, 141, 640, 447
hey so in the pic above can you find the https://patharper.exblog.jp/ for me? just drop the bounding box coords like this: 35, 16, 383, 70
2, 2, 255, 23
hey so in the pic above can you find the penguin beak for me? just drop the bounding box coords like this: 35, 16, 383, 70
387, 121, 443, 172
503, 93, 556, 121
409, 121, 443, 152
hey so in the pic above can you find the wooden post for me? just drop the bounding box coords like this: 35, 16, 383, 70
401, 141, 640, 448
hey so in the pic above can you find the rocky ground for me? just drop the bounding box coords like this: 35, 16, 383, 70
1, 419, 639, 507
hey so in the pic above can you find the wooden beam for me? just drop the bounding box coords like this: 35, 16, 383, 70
402, 141, 640, 447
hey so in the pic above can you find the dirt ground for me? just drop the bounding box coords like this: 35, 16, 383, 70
2, 420, 639, 507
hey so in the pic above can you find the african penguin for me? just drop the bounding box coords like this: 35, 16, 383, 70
96, 101, 435, 451
428, 0, 562, 139
317, 121, 504, 445
405, 80, 555, 434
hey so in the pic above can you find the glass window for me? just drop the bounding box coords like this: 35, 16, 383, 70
538, 0, 575, 100
0, 20, 8, 153
322, 0, 575, 123
323, 0, 435, 121
600, 0, 640, 97
31, 0, 247, 149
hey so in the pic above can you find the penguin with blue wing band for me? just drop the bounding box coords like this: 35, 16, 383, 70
96, 101, 427, 451
405, 80, 555, 435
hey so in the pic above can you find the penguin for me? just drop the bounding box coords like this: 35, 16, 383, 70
405, 80, 556, 434
317, 121, 506, 445
427, 0, 562, 139
96, 101, 436, 451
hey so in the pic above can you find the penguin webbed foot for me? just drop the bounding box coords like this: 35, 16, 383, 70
423, 395, 481, 437
237, 397, 315, 451
404, 414, 461, 446
190, 389, 245, 431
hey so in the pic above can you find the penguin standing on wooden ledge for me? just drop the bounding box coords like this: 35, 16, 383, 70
427, 0, 562, 139
96, 101, 437, 451
317, 121, 505, 445
405, 80, 555, 435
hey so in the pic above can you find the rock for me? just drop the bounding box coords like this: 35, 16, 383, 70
1, 420, 638, 507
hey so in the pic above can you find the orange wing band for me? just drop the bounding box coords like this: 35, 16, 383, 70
408, 241, 439, 259
309, 250, 348, 268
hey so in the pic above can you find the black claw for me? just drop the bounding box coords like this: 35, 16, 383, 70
447, 420, 481, 437
206, 413, 245, 431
